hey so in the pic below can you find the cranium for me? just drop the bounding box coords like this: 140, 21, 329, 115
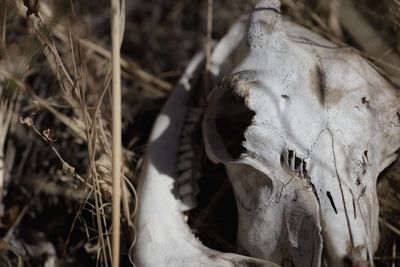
135, 1, 400, 266
204, 0, 400, 265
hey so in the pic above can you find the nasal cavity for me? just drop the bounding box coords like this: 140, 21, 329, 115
215, 90, 255, 159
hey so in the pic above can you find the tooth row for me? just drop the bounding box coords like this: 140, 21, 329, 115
178, 168, 201, 212
177, 108, 203, 212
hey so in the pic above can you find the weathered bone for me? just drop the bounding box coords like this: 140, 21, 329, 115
135, 0, 400, 266
203, 0, 400, 266
134, 20, 278, 266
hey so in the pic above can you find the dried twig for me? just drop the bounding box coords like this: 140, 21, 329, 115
111, 0, 122, 265
380, 218, 400, 237
13, 0, 172, 93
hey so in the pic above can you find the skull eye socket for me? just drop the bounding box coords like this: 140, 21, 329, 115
214, 90, 255, 159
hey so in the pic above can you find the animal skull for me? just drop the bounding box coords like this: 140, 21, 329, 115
135, 1, 400, 266
203, 0, 400, 266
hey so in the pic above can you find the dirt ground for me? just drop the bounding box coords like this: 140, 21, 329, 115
0, 0, 399, 266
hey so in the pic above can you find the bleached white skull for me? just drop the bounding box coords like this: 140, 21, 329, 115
203, 0, 400, 266
134, 1, 400, 266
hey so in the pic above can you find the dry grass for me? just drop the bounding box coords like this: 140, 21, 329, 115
0, 0, 398, 266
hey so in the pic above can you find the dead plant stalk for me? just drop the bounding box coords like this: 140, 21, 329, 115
111, 0, 122, 266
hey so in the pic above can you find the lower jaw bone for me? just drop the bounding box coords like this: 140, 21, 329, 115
134, 22, 278, 267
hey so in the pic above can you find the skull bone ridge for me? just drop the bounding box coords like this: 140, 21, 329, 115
203, 0, 400, 266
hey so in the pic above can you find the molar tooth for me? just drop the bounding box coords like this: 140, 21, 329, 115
178, 143, 191, 152
180, 195, 198, 212
179, 182, 200, 197
178, 160, 192, 172
180, 136, 191, 145
177, 169, 192, 183
179, 150, 195, 161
